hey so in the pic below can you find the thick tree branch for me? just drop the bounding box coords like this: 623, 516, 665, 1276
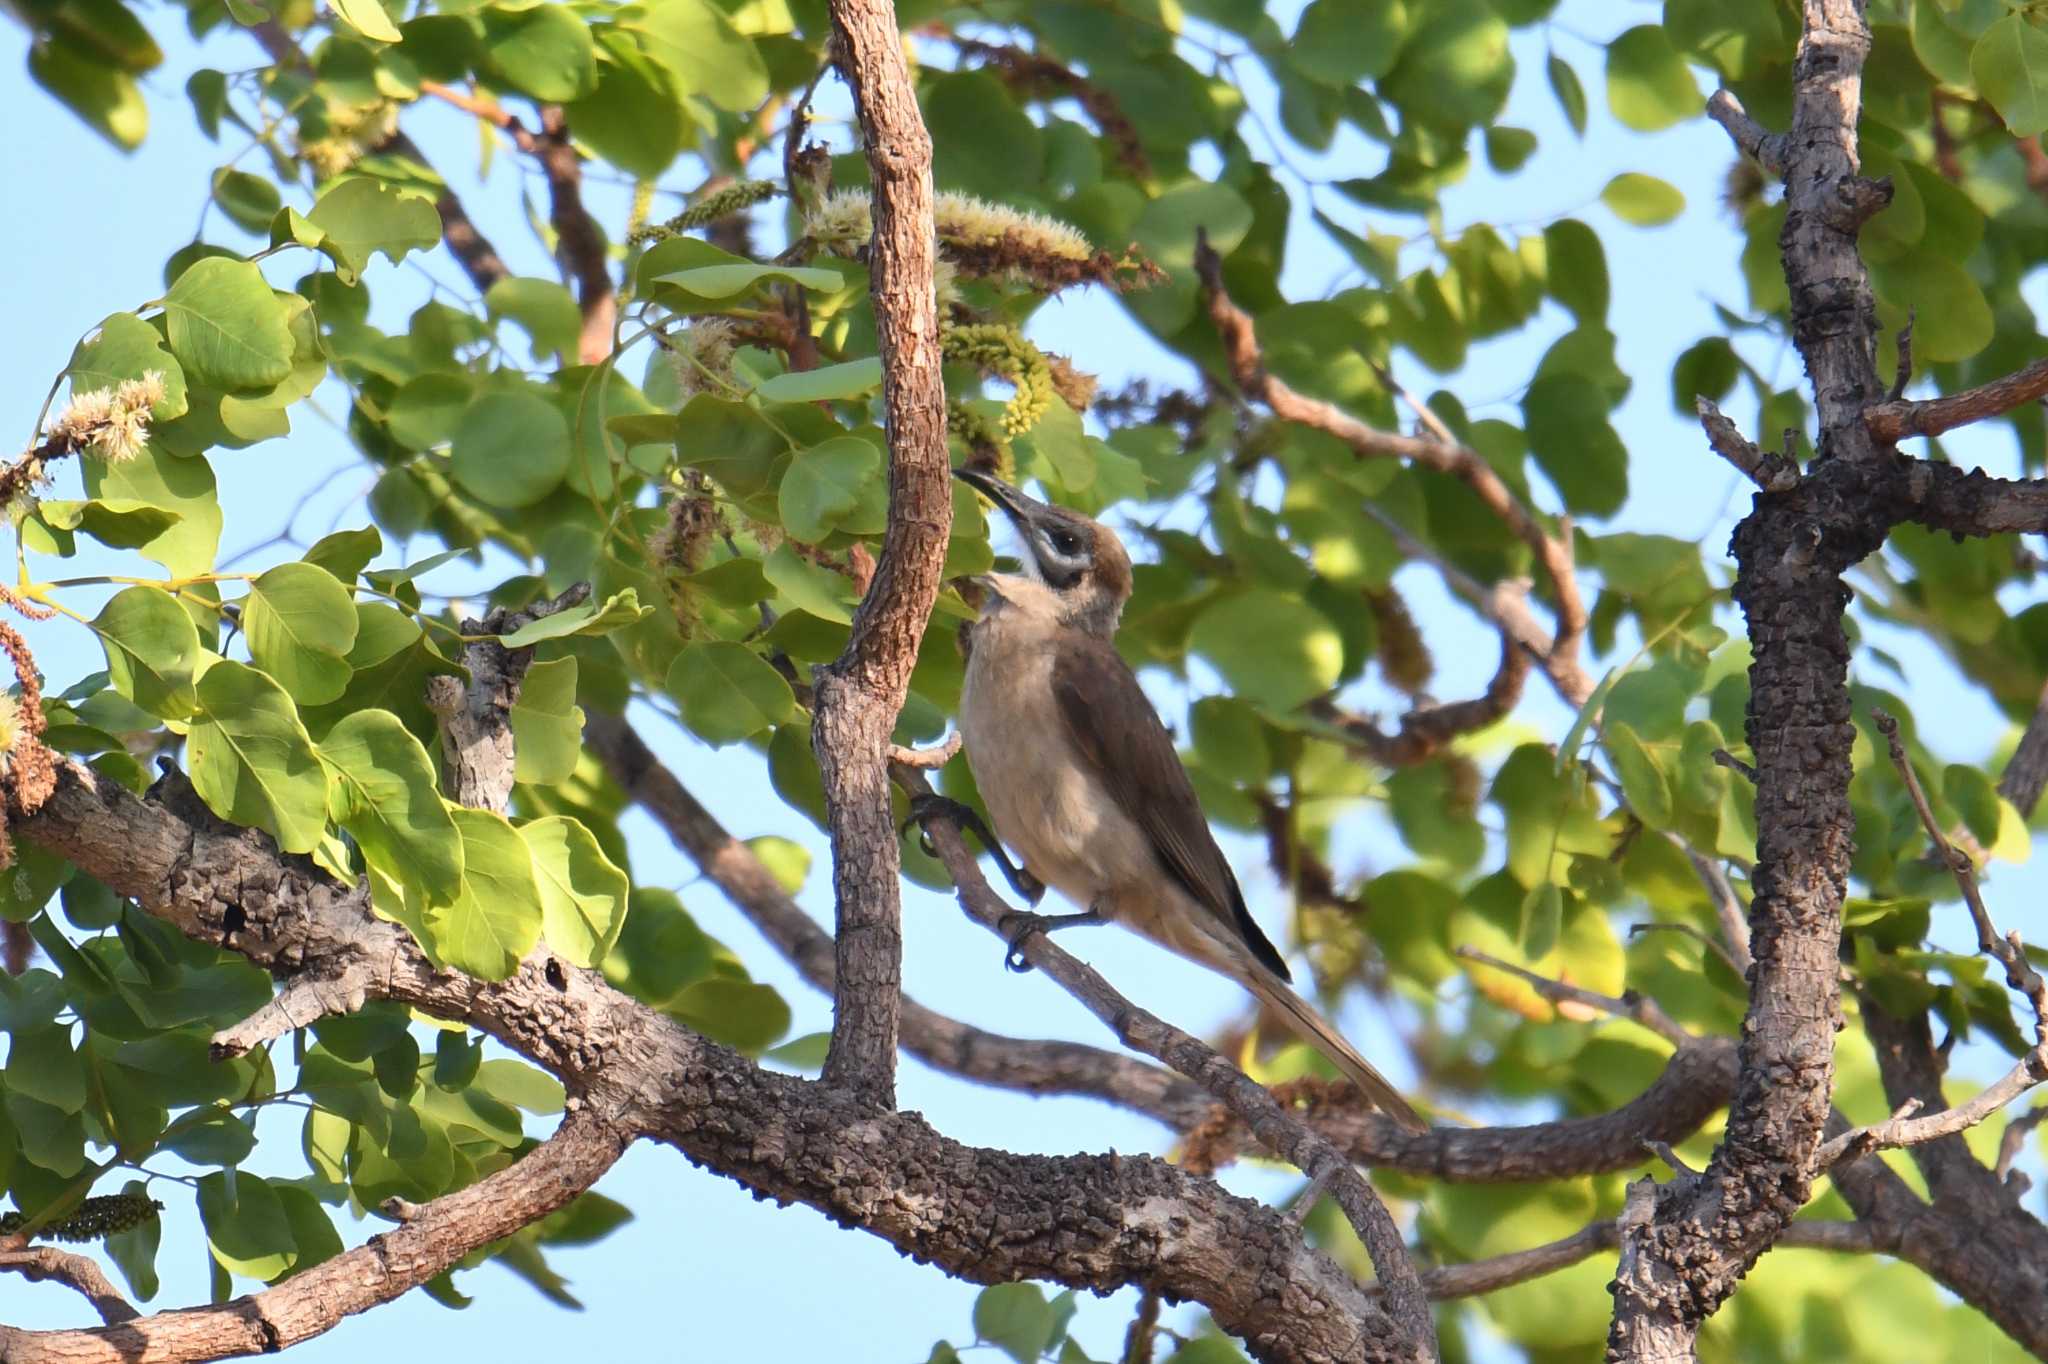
1902, 458, 2048, 537
1197, 236, 1587, 676
427, 584, 592, 815
0, 1246, 138, 1325
1610, 7, 1892, 1356
810, 0, 951, 1108
1865, 355, 2048, 442
10, 761, 1414, 1364
897, 771, 1434, 1356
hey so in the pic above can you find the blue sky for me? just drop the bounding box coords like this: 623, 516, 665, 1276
2, 3, 2042, 1361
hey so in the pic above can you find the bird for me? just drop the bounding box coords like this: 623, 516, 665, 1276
930, 466, 1426, 1133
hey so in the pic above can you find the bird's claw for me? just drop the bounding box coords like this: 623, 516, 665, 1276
998, 912, 1049, 973
901, 793, 1044, 904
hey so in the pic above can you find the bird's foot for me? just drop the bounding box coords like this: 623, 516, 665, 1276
901, 793, 1044, 904
995, 909, 1105, 973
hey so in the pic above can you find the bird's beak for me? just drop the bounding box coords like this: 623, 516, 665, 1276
952, 467, 1050, 532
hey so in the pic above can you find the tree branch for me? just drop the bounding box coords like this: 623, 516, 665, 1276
1609, 7, 1892, 1353
1696, 397, 1797, 492
1865, 355, 2048, 442
0, 1107, 626, 1363
1197, 235, 1587, 677
427, 584, 591, 816
1901, 458, 2048, 537
0, 1246, 138, 1325
1998, 677, 2048, 819
810, 0, 951, 1109
1307, 627, 1529, 768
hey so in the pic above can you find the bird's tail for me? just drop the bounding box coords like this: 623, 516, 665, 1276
1241, 967, 1426, 1133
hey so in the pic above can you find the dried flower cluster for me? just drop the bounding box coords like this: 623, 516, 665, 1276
298, 99, 399, 180
666, 319, 740, 399
1, 371, 168, 517
805, 189, 1158, 294
1366, 587, 1433, 696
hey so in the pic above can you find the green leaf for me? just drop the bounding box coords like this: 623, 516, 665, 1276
451, 391, 573, 508
321, 709, 463, 905
211, 167, 281, 235
161, 258, 293, 390
187, 661, 331, 855
1519, 882, 1564, 960
1599, 172, 1685, 227
163, 1110, 256, 1166
481, 3, 598, 101
1869, 251, 1993, 363
652, 262, 846, 300
243, 562, 359, 705
496, 589, 652, 646
104, 1178, 161, 1301
1484, 125, 1538, 173
667, 642, 798, 745
779, 437, 883, 542
1289, 0, 1409, 86
386, 372, 473, 451
196, 1170, 298, 1281
1188, 590, 1344, 712
68, 312, 187, 421
627, 0, 769, 112
424, 809, 545, 980
974, 1283, 1055, 1364
523, 815, 630, 968
302, 526, 383, 584
306, 179, 441, 282
1521, 373, 1629, 517
486, 277, 582, 363
1973, 14, 2048, 138
6, 1025, 87, 1113
29, 37, 147, 150
510, 656, 584, 785
85, 444, 220, 575
93, 585, 201, 719
1605, 24, 1701, 132
331, 0, 401, 43
669, 977, 789, 1052
1379, 0, 1512, 131
272, 1184, 344, 1277
566, 33, 690, 179
752, 358, 884, 405
1547, 53, 1587, 135
1605, 721, 1674, 827
1542, 219, 1608, 323
762, 545, 858, 623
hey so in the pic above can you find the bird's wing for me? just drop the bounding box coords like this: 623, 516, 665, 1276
1050, 634, 1292, 982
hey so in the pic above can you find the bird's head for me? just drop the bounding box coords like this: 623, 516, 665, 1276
954, 468, 1133, 637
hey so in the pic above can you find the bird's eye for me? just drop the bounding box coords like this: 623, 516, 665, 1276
1048, 529, 1081, 556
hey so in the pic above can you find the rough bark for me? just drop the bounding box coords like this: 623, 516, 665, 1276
807, 0, 952, 1109
1608, 6, 1898, 1358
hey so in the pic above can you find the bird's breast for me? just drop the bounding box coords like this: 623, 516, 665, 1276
958, 614, 1150, 912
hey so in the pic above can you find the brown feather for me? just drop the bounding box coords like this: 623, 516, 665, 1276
1048, 634, 1292, 981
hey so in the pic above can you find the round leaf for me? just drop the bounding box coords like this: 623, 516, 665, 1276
424, 809, 545, 980
451, 391, 573, 508
779, 437, 882, 542
1605, 24, 1701, 132
1599, 172, 1685, 227
666, 642, 798, 745
187, 660, 331, 855
523, 815, 630, 968
320, 708, 464, 905
162, 257, 293, 390
242, 562, 359, 705
93, 585, 201, 719
1188, 590, 1344, 712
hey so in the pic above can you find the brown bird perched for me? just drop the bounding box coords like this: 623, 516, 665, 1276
924, 468, 1425, 1133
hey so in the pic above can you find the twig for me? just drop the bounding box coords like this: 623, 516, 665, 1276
1711, 748, 1757, 783
1997, 1104, 2048, 1182
1307, 627, 1528, 767
428, 584, 593, 816
0, 1246, 138, 1324
1696, 397, 1797, 492
1120, 1288, 1163, 1364
1454, 946, 1692, 1049
1365, 1215, 1874, 1305
1705, 88, 1787, 176
1866, 355, 2048, 442
885, 732, 962, 769
1888, 312, 1915, 401
1675, 844, 1753, 974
